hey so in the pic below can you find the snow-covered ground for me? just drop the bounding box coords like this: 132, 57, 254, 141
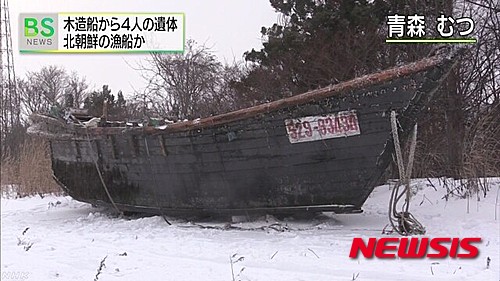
1, 178, 499, 281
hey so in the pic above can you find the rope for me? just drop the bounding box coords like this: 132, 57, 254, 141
69, 114, 121, 215
388, 111, 426, 236
84, 126, 122, 215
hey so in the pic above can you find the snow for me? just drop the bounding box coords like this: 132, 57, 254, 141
2, 178, 499, 281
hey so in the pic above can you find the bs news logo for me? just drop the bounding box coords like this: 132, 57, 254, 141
19, 14, 58, 51
19, 13, 185, 53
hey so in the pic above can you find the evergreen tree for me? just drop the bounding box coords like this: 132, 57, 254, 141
238, 0, 391, 101
83, 86, 127, 120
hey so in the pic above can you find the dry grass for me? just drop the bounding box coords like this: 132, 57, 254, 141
459, 104, 500, 196
413, 103, 500, 197
1, 138, 62, 197
1, 154, 19, 186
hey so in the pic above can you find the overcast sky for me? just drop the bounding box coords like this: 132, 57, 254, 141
9, 0, 278, 97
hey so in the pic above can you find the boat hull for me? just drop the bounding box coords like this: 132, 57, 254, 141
39, 52, 458, 215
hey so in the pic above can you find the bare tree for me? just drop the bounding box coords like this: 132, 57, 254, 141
137, 40, 240, 120
66, 71, 89, 108
17, 78, 47, 120
31, 65, 68, 105
17, 66, 89, 122
413, 0, 500, 180
456, 0, 499, 177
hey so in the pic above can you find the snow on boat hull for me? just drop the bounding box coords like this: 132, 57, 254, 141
31, 50, 460, 215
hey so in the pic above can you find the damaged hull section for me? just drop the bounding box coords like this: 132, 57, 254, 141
33, 51, 459, 215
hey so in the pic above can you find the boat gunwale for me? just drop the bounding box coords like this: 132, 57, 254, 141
29, 52, 454, 138
95, 54, 448, 134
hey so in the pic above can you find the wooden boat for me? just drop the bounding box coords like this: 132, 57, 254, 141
28, 49, 461, 216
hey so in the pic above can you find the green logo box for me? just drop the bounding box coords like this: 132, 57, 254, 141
19, 13, 58, 51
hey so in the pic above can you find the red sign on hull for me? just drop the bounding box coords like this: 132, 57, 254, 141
285, 110, 361, 143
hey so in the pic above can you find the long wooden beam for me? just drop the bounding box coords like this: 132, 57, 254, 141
85, 52, 452, 135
